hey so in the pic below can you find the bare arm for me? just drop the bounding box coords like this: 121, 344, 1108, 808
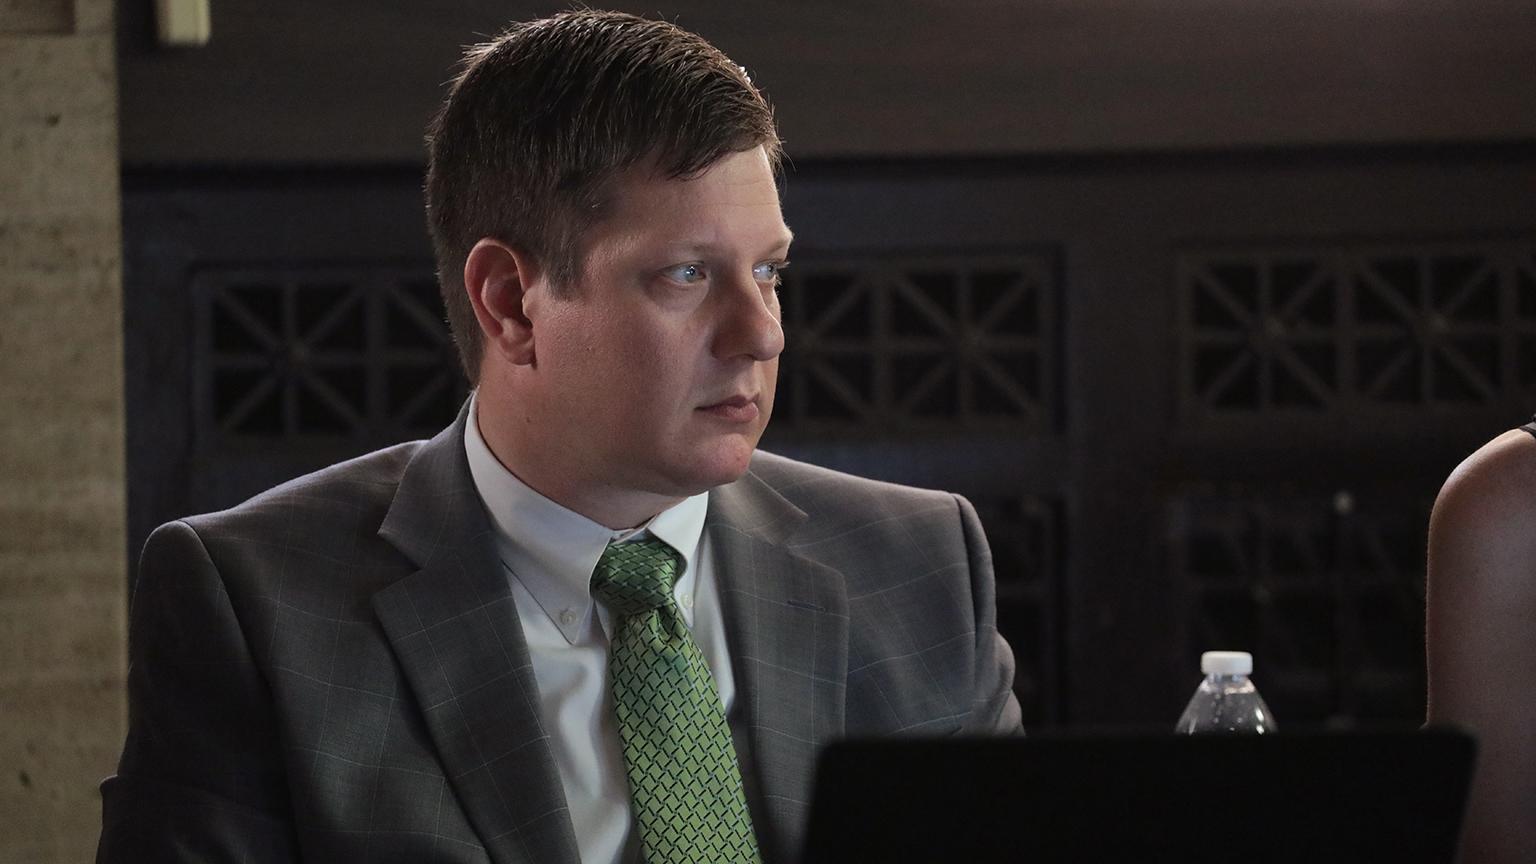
1426, 430, 1536, 864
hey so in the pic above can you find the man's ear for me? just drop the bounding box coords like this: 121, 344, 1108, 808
463, 238, 541, 367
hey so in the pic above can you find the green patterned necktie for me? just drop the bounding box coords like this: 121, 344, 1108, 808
590, 538, 760, 864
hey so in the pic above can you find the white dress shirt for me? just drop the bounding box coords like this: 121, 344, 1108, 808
463, 395, 737, 864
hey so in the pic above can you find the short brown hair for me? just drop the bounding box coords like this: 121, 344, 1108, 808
424, 10, 782, 382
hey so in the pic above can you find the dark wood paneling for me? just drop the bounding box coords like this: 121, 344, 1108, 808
124, 146, 1536, 731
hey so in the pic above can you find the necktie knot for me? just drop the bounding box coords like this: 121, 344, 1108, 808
591, 538, 681, 618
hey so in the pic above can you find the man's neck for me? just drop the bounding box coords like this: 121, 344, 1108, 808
472, 391, 684, 531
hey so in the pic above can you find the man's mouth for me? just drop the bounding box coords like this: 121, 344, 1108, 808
698, 394, 759, 423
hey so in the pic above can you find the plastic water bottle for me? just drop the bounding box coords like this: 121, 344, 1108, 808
1174, 650, 1277, 734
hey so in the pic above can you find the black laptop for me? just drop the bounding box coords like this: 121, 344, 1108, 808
801, 729, 1475, 864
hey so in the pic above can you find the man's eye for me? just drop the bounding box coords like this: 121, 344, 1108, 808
753, 260, 789, 283
664, 263, 706, 283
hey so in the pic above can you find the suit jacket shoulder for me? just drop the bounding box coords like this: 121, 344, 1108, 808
746, 449, 956, 514
743, 450, 985, 598
103, 427, 514, 863
731, 450, 1020, 736
183, 440, 420, 562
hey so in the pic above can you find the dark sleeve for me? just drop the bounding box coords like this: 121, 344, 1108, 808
952, 494, 1025, 735
98, 520, 299, 863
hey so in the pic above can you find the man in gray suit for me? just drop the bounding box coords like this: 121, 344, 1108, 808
99, 10, 1021, 864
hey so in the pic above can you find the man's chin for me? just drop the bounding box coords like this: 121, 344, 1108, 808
672, 435, 760, 491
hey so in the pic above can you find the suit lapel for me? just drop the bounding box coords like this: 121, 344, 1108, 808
708, 468, 849, 864
372, 406, 580, 864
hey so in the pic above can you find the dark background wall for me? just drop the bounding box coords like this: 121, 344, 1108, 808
117, 0, 1536, 731
119, 0, 1536, 163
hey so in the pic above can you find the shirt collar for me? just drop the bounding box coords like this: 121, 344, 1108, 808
463, 392, 708, 643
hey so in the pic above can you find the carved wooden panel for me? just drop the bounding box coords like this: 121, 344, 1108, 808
192, 266, 465, 448
1179, 239, 1536, 419
774, 254, 1057, 435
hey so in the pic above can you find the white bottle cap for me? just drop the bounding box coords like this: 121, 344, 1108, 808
1200, 651, 1252, 675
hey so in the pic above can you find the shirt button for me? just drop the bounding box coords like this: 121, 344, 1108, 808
559, 609, 576, 627
680, 594, 694, 611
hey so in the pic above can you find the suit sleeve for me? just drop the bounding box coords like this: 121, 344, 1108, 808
953, 494, 1025, 734
98, 520, 300, 863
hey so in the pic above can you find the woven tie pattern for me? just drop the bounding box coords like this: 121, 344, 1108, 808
591, 539, 760, 864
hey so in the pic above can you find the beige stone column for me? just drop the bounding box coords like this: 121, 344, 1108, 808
0, 0, 126, 860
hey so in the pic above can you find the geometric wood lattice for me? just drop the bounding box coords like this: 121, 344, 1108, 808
1180, 239, 1536, 416
774, 253, 1057, 433
1167, 489, 1430, 725
193, 266, 466, 446
970, 494, 1063, 728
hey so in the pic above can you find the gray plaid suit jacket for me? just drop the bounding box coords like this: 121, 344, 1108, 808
99, 406, 1022, 863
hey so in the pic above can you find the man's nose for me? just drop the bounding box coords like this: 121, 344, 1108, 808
713, 275, 784, 363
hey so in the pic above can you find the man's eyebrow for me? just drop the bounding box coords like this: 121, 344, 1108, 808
660, 229, 795, 256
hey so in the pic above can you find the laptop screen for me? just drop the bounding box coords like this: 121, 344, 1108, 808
801, 729, 1474, 864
